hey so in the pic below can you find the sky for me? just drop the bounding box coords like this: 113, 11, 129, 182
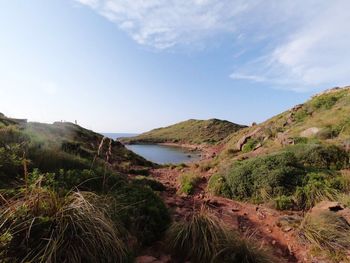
0, 0, 349, 133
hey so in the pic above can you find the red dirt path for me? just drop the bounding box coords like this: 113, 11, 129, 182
135, 165, 318, 263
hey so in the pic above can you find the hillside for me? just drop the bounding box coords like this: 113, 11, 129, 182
220, 86, 350, 159
121, 118, 246, 145
0, 113, 152, 180
0, 113, 171, 263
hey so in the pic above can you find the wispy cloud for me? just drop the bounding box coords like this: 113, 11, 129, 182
75, 0, 258, 49
230, 1, 350, 91
75, 0, 350, 91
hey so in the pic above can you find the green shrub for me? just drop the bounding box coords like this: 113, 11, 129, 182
293, 137, 309, 144
242, 138, 258, 153
294, 172, 338, 210
0, 144, 24, 187
274, 195, 294, 210
166, 210, 274, 263
207, 174, 231, 197
112, 184, 171, 245
310, 93, 341, 110
225, 152, 305, 202
295, 144, 349, 170
132, 176, 166, 191
178, 172, 200, 195
316, 127, 339, 140
294, 109, 309, 122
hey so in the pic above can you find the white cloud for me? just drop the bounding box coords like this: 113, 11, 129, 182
230, 1, 350, 91
75, 0, 350, 91
75, 0, 257, 49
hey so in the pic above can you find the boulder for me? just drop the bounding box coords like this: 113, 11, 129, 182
300, 127, 320, 137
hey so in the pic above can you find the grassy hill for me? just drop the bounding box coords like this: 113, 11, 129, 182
121, 118, 246, 145
0, 114, 152, 175
220, 86, 350, 158
0, 113, 171, 262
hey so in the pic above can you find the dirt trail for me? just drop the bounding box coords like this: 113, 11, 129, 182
136, 167, 312, 263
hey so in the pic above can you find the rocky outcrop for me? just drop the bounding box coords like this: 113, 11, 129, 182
276, 132, 294, 146
236, 127, 262, 151
309, 201, 350, 225
300, 127, 320, 137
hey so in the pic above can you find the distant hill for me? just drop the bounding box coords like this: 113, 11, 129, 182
220, 86, 350, 158
121, 119, 246, 145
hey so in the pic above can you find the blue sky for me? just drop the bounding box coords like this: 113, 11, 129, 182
1, 1, 349, 133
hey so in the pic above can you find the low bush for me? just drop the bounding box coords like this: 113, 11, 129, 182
291, 144, 349, 170
310, 92, 343, 110
316, 126, 339, 140
112, 184, 171, 246
225, 152, 304, 202
166, 210, 274, 263
294, 172, 339, 210
242, 138, 259, 153
274, 195, 294, 210
132, 175, 166, 191
294, 108, 309, 122
178, 172, 200, 195
207, 174, 231, 197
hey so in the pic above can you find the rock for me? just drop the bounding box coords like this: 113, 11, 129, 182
277, 215, 303, 228
292, 104, 303, 111
338, 207, 350, 225
231, 207, 240, 212
309, 201, 350, 225
300, 127, 320, 137
281, 226, 293, 232
343, 140, 350, 152
253, 143, 262, 150
276, 132, 294, 146
310, 201, 344, 214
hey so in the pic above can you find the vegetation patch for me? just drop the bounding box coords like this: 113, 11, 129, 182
242, 138, 259, 153
112, 184, 171, 245
166, 210, 274, 263
178, 172, 200, 195
0, 186, 130, 263
207, 174, 231, 197
224, 152, 305, 202
132, 175, 166, 191
299, 211, 350, 261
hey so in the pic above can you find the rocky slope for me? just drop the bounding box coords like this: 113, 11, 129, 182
220, 86, 350, 160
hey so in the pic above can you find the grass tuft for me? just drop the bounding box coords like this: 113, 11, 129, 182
178, 172, 200, 195
299, 211, 350, 260
0, 187, 130, 263
166, 210, 274, 263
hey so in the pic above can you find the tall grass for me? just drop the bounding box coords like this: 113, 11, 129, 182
178, 172, 200, 195
299, 211, 350, 260
166, 209, 274, 263
0, 186, 130, 263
